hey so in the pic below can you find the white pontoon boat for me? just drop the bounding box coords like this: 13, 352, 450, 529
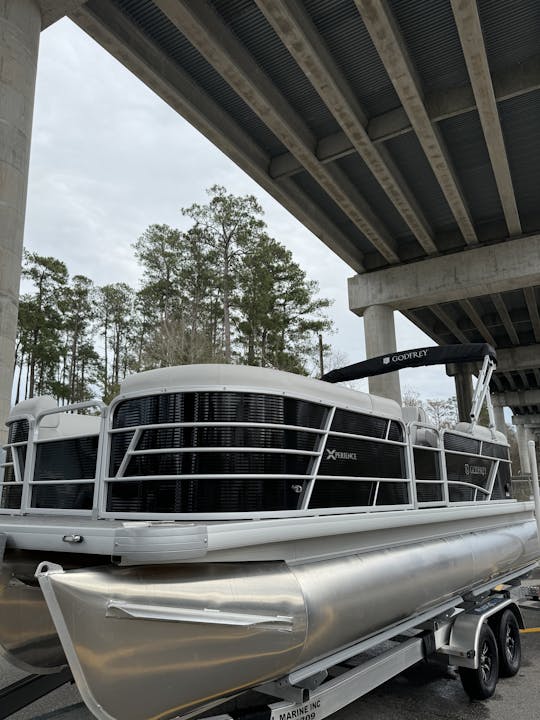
0, 344, 538, 720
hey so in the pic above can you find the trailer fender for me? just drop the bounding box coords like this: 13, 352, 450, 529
437, 596, 519, 669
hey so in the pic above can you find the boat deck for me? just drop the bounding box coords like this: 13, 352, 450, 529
0, 501, 535, 565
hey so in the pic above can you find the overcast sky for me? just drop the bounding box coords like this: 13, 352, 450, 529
23, 18, 455, 400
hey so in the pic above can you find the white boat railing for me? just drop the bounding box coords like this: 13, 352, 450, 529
1, 394, 514, 520
98, 390, 412, 520
0, 401, 106, 516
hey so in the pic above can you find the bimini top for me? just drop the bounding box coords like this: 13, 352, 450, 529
322, 343, 496, 384
119, 363, 402, 418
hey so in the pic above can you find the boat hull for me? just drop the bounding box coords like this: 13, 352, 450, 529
36, 517, 539, 720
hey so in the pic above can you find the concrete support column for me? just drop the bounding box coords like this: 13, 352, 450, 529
515, 422, 531, 475
453, 371, 473, 423
0, 0, 41, 441
363, 304, 401, 405
531, 430, 540, 476
493, 403, 507, 437
446, 362, 475, 423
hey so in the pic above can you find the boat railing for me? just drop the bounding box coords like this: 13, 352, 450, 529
407, 422, 510, 506
0, 401, 106, 516
0, 412, 34, 514
1, 394, 513, 520
407, 421, 447, 508
96, 394, 413, 519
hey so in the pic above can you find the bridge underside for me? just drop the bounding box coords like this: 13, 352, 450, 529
70, 0, 540, 456
1, 0, 539, 472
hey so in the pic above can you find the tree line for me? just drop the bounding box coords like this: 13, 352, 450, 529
14, 186, 332, 405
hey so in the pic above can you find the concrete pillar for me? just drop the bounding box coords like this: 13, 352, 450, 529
531, 430, 540, 476
446, 362, 475, 423
493, 403, 507, 437
515, 422, 531, 475
363, 304, 401, 405
0, 0, 41, 442
453, 372, 473, 423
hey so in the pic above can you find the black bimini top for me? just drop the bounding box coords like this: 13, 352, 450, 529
322, 344, 496, 384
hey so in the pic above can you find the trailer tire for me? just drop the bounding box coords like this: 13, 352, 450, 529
459, 624, 499, 700
496, 609, 521, 677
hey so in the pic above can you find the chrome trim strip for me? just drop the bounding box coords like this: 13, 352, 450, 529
106, 600, 294, 628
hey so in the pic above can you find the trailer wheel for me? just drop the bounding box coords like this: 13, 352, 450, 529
459, 624, 499, 700
496, 609, 521, 677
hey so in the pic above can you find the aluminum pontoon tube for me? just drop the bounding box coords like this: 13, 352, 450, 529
37, 518, 538, 720
0, 553, 66, 674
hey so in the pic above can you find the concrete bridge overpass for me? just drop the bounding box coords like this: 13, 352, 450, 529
1, 0, 539, 472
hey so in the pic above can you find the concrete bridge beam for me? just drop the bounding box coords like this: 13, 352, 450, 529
348, 235, 540, 314
493, 389, 540, 408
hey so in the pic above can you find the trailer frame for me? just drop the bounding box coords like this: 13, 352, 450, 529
193, 566, 533, 720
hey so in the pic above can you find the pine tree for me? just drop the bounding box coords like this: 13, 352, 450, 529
182, 185, 265, 363
18, 252, 68, 399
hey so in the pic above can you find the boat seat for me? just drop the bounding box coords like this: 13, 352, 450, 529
413, 427, 439, 448
402, 405, 427, 425
402, 406, 438, 447
454, 422, 506, 444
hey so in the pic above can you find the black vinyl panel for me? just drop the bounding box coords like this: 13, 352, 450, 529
7, 419, 29, 444
448, 485, 478, 502
330, 409, 387, 438
110, 426, 319, 475
14, 447, 26, 480
413, 448, 440, 481
139, 426, 319, 450
5, 421, 29, 482
309, 479, 408, 508
416, 483, 443, 503
309, 479, 376, 508
107, 477, 305, 513
111, 392, 327, 483
34, 437, 99, 482
320, 436, 406, 478
123, 451, 312, 478
113, 392, 327, 428
445, 453, 493, 490
2, 447, 15, 484
376, 482, 410, 505
0, 484, 22, 509
493, 463, 511, 500
443, 433, 480, 454
110, 429, 135, 476
481, 442, 509, 460
31, 483, 94, 510
388, 421, 404, 442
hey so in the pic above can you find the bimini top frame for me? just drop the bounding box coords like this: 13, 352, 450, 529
322, 343, 497, 437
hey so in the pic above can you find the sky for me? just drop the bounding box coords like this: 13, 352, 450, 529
23, 17, 456, 400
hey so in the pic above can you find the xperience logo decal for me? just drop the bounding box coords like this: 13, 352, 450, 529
326, 448, 358, 461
